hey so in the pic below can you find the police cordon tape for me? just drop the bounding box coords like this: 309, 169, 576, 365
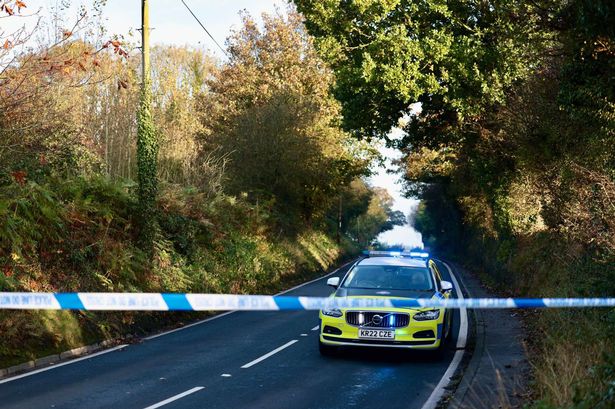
1, 292, 615, 311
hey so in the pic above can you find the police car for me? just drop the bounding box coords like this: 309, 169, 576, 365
319, 251, 453, 355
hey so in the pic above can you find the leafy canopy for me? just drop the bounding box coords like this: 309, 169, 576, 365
199, 10, 377, 228
294, 0, 551, 139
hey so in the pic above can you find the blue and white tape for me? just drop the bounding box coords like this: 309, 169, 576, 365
0, 292, 614, 311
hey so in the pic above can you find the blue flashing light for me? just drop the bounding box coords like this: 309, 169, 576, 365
409, 251, 430, 259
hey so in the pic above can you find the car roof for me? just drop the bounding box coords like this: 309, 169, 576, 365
357, 256, 428, 268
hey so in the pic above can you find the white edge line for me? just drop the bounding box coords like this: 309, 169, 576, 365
143, 386, 205, 409
311, 325, 319, 331
0, 344, 128, 385
145, 258, 357, 341
240, 340, 299, 369
275, 258, 357, 295
0, 259, 357, 382
420, 260, 469, 409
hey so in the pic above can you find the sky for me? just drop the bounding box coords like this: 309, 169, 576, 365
370, 130, 422, 249
102, 0, 288, 55
16, 0, 423, 249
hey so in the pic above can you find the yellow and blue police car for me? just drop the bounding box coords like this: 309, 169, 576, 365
319, 251, 454, 355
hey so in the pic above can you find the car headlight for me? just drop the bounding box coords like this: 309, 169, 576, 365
322, 308, 343, 318
413, 309, 440, 321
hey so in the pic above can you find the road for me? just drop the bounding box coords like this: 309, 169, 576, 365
0, 259, 468, 409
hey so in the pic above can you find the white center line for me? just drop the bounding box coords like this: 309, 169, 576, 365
240, 340, 298, 369
311, 325, 319, 331
143, 386, 204, 409
300, 333, 308, 337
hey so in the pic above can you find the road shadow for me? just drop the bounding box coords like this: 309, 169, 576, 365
321, 345, 456, 364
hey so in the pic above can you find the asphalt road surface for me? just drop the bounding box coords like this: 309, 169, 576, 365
0, 259, 468, 409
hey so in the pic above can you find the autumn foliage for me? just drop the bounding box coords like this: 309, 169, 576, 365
0, 4, 399, 367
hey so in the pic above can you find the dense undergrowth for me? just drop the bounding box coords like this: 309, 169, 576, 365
0, 176, 355, 367
0, 7, 401, 369
414, 189, 615, 409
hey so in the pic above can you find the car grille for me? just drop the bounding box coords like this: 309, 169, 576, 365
346, 311, 410, 328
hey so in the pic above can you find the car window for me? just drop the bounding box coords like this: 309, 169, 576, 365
342, 265, 433, 291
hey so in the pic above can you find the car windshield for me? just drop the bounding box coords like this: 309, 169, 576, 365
341, 265, 434, 291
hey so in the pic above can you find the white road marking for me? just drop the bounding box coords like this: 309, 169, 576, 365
420, 260, 469, 409
144, 259, 356, 341
143, 386, 204, 409
300, 333, 308, 337
0, 344, 128, 385
221, 374, 232, 377
275, 259, 356, 295
311, 325, 319, 331
0, 259, 356, 383
241, 340, 299, 369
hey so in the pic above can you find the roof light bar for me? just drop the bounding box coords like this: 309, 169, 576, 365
363, 250, 430, 259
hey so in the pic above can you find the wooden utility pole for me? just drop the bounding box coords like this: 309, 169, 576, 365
137, 0, 158, 254
141, 0, 150, 82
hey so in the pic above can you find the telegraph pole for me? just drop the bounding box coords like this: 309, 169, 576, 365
137, 0, 158, 255
141, 0, 150, 82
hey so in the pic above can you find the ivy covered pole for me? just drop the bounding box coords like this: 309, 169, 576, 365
137, 0, 158, 255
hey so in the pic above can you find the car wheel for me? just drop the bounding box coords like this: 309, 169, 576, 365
319, 340, 337, 356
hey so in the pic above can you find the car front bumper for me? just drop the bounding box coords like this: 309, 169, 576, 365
319, 309, 444, 350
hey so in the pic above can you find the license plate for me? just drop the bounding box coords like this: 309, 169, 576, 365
358, 328, 395, 340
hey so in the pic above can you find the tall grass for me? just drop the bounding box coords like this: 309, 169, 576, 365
0, 176, 356, 367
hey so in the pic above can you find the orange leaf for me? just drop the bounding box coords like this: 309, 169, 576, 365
63, 30, 73, 38
11, 170, 27, 186
2, 39, 11, 50
15, 1, 26, 12
4, 5, 14, 15
3, 265, 13, 278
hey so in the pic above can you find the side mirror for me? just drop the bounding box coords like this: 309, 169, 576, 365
327, 277, 340, 288
441, 280, 453, 293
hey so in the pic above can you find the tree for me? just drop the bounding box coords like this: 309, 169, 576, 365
293, 0, 551, 140
199, 10, 376, 231
349, 187, 405, 247
0, 2, 127, 182
151, 46, 217, 185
